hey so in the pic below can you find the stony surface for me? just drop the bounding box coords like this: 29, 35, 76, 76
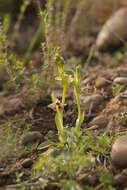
113, 77, 127, 85
111, 136, 127, 168
21, 131, 43, 146
89, 115, 108, 128
21, 158, 33, 168
0, 97, 23, 116
81, 94, 103, 113
95, 77, 111, 88
117, 68, 127, 77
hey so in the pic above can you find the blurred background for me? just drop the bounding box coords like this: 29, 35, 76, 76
0, 0, 126, 60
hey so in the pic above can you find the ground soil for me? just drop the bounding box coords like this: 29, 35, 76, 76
0, 55, 127, 189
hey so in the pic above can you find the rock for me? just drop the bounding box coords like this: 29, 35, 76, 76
96, 8, 127, 51
21, 131, 43, 146
122, 169, 127, 176
86, 175, 97, 186
89, 115, 108, 128
0, 97, 23, 116
114, 174, 127, 184
111, 136, 127, 168
81, 78, 91, 86
81, 94, 103, 112
95, 77, 111, 88
117, 68, 127, 77
21, 158, 33, 168
113, 77, 127, 85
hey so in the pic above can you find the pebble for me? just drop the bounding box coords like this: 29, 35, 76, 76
95, 77, 111, 88
21, 131, 43, 146
81, 78, 91, 85
114, 174, 127, 184
81, 94, 103, 112
89, 115, 108, 128
122, 169, 127, 176
111, 136, 127, 168
0, 97, 23, 116
113, 77, 127, 85
117, 68, 127, 77
21, 158, 33, 168
86, 175, 97, 186
96, 8, 127, 51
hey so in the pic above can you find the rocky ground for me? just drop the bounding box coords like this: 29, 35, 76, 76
0, 54, 127, 189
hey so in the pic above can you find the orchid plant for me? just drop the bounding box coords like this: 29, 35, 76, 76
49, 48, 84, 143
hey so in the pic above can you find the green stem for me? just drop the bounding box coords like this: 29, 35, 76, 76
61, 84, 67, 124
75, 86, 81, 117
62, 84, 67, 105
56, 107, 64, 143
74, 86, 81, 131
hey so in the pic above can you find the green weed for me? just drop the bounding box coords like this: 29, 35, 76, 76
0, 123, 21, 165
113, 84, 125, 97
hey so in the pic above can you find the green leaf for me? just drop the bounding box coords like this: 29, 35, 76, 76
37, 140, 54, 151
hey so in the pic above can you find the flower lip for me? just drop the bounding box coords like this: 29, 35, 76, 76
48, 99, 66, 111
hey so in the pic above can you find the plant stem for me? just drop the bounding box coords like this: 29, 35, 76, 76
75, 86, 81, 116
62, 84, 67, 105
74, 86, 81, 131
61, 84, 67, 124
56, 107, 64, 143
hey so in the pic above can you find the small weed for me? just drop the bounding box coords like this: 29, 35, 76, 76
0, 123, 21, 165
0, 22, 26, 90
99, 172, 115, 190
105, 45, 127, 66
113, 84, 125, 97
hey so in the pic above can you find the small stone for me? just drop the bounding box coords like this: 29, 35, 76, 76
87, 175, 97, 186
114, 174, 127, 184
117, 68, 127, 77
113, 77, 127, 85
122, 169, 127, 176
89, 115, 108, 128
21, 131, 43, 146
81, 78, 91, 85
81, 94, 103, 112
111, 136, 127, 168
21, 158, 33, 168
95, 77, 111, 88
0, 97, 23, 116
